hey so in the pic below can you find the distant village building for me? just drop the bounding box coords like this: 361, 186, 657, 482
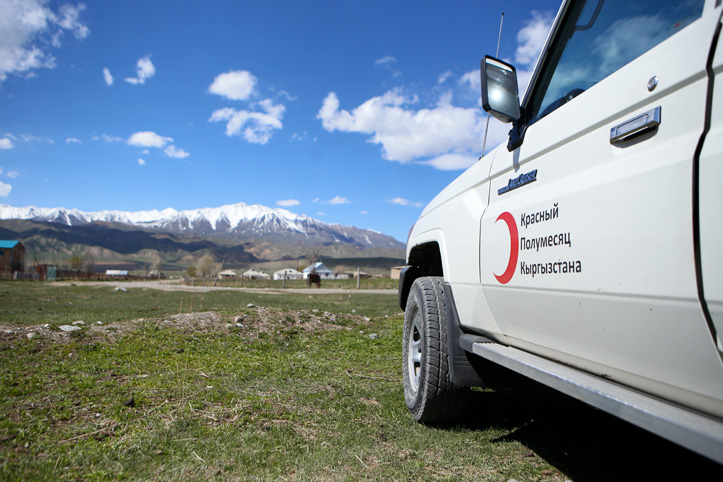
273, 268, 303, 280
303, 262, 335, 280
242, 269, 270, 280
148, 270, 166, 279
218, 269, 238, 279
0, 240, 25, 278
105, 270, 128, 277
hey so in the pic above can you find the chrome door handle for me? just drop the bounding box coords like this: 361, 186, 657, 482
610, 106, 661, 144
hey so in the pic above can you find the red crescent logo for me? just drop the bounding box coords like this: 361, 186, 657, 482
494, 211, 518, 284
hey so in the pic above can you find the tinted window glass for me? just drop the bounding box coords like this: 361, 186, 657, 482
530, 0, 705, 121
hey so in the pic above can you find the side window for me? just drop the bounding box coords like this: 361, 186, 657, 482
528, 0, 705, 122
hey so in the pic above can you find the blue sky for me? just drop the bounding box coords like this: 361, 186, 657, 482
0, 0, 560, 242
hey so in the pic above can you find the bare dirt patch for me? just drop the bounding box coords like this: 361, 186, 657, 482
0, 305, 370, 347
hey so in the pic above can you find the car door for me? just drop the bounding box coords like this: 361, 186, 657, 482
699, 11, 723, 357
479, 0, 723, 416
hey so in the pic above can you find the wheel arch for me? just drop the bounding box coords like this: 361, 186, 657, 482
399, 240, 445, 311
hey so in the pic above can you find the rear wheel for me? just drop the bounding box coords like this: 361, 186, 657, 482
402, 277, 469, 423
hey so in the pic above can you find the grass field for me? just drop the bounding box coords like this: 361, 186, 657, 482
1, 281, 721, 481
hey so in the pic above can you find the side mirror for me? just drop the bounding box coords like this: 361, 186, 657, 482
481, 56, 520, 124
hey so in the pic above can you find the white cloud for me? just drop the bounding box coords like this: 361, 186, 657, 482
276, 90, 297, 101
125, 55, 155, 85
0, 0, 89, 83
103, 67, 113, 86
389, 197, 423, 208
0, 181, 11, 197
459, 70, 480, 94
318, 90, 485, 165
515, 11, 554, 67
328, 196, 349, 205
95, 133, 123, 143
20, 134, 53, 144
360, 210, 369, 215
56, 3, 89, 39
127, 131, 172, 148
375, 56, 401, 77
138, 158, 146, 166
208, 71, 286, 144
438, 71, 452, 84
65, 137, 81, 144
6, 171, 18, 179
422, 153, 479, 171
0, 138, 14, 149
208, 70, 257, 101
375, 56, 396, 66
277, 199, 300, 207
209, 99, 285, 144
164, 145, 189, 158
315, 9, 558, 170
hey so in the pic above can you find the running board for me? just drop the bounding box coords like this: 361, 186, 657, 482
459, 335, 723, 465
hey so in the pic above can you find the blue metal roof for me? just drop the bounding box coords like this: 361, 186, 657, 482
0, 241, 20, 249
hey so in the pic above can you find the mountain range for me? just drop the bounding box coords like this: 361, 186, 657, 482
0, 203, 406, 265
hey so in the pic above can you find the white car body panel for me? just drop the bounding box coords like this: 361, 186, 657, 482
700, 12, 723, 353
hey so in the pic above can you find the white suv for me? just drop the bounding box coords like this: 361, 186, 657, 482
399, 0, 723, 464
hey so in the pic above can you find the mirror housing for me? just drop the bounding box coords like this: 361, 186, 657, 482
481, 56, 521, 124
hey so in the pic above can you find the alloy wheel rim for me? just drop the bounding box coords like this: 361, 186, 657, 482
407, 311, 423, 393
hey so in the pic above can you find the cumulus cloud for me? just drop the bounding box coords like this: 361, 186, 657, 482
315, 10, 557, 170
512, 12, 554, 97
515, 11, 554, 67
0, 138, 14, 149
208, 71, 288, 144
6, 170, 18, 179
422, 153, 479, 171
208, 70, 257, 101
459, 70, 480, 94
0, 181, 11, 197
163, 145, 189, 159
103, 67, 113, 86
65, 137, 81, 144
125, 55, 155, 85
209, 99, 285, 145
277, 199, 300, 207
127, 131, 172, 148
137, 158, 146, 166
327, 196, 350, 205
0, 0, 89, 83
318, 90, 485, 166
389, 197, 423, 208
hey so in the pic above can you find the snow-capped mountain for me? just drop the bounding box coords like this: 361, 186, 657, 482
0, 202, 404, 250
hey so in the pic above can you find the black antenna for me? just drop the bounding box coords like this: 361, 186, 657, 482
481, 12, 505, 158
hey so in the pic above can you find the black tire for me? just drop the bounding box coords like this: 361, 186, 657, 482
402, 276, 469, 423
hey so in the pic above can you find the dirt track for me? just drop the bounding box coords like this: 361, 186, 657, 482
52, 279, 397, 295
